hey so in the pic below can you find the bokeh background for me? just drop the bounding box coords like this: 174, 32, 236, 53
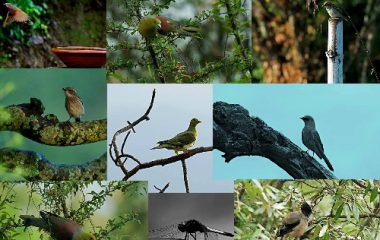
108, 84, 233, 193
0, 69, 106, 168
0, 181, 147, 240
214, 84, 380, 179
252, 0, 380, 83
0, 0, 105, 67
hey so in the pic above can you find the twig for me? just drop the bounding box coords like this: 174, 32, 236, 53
181, 160, 190, 193
154, 182, 170, 193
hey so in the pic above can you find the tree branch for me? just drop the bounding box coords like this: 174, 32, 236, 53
213, 101, 335, 179
0, 148, 106, 181
0, 98, 106, 146
122, 146, 212, 180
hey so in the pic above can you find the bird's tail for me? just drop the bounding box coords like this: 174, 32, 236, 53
20, 215, 49, 231
206, 226, 234, 237
322, 154, 334, 171
179, 26, 201, 37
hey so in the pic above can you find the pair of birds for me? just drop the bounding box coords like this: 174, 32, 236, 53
2, 3, 29, 27
277, 202, 312, 239
20, 211, 95, 240
138, 15, 200, 40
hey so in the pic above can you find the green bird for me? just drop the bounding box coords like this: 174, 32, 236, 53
138, 16, 161, 39
151, 118, 201, 154
138, 16, 201, 39
155, 16, 201, 37
20, 211, 96, 240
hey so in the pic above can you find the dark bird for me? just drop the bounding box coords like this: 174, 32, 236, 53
63, 87, 85, 123
277, 202, 312, 239
300, 115, 334, 171
20, 211, 96, 240
3, 3, 29, 27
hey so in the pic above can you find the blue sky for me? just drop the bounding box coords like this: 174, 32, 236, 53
108, 84, 233, 193
214, 84, 380, 179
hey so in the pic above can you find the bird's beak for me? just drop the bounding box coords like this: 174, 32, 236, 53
62, 88, 66, 91
300, 116, 305, 120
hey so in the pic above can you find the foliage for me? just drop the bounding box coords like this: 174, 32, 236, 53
0, 0, 50, 45
107, 0, 258, 83
235, 180, 380, 239
0, 181, 147, 240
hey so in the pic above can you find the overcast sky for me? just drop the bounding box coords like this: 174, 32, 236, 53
214, 84, 380, 179
108, 84, 233, 192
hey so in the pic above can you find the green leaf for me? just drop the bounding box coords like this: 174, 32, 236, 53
370, 187, 378, 202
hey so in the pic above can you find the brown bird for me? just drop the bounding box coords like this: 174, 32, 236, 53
3, 3, 29, 27
276, 202, 312, 239
63, 87, 85, 123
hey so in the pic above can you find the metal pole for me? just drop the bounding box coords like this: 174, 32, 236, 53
326, 18, 343, 84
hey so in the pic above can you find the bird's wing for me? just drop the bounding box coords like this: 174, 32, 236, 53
161, 131, 196, 147
311, 130, 325, 154
40, 211, 81, 239
278, 212, 301, 236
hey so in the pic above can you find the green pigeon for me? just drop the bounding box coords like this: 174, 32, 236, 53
151, 118, 201, 154
138, 16, 161, 39
20, 211, 96, 240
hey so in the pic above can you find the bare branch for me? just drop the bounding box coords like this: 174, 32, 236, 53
154, 182, 170, 193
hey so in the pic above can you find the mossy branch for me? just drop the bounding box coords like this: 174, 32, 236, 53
0, 148, 106, 181
0, 98, 106, 146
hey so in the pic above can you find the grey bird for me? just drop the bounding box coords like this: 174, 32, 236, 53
300, 115, 334, 171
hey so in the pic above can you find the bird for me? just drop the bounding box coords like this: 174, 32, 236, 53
155, 16, 201, 37
138, 16, 200, 39
300, 115, 334, 171
63, 87, 85, 123
138, 16, 162, 39
3, 3, 29, 27
151, 118, 201, 154
322, 1, 347, 21
20, 211, 96, 240
276, 202, 312, 239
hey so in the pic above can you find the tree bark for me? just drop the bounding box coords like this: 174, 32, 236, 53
0, 98, 106, 146
0, 148, 106, 181
213, 101, 335, 179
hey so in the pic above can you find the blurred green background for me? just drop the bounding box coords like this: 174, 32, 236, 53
0, 181, 147, 240
0, 69, 106, 165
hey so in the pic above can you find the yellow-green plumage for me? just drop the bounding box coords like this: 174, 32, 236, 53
151, 118, 201, 154
138, 16, 161, 39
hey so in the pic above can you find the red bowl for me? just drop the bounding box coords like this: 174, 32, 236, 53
51, 46, 106, 68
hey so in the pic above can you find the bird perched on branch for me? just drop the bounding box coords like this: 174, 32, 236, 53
151, 118, 201, 154
276, 202, 312, 239
322, 1, 347, 21
63, 87, 85, 123
300, 115, 334, 171
138, 16, 200, 39
2, 3, 29, 27
20, 211, 96, 240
